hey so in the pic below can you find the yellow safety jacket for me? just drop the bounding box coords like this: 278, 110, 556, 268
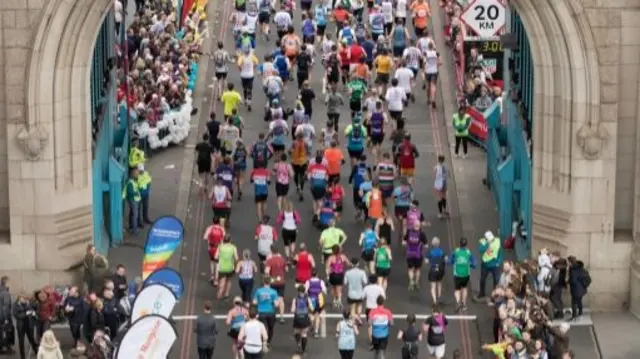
480, 237, 501, 264
129, 147, 146, 168
452, 113, 470, 137
122, 179, 141, 202
137, 171, 152, 196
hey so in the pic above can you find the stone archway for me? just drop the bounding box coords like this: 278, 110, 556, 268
4, 0, 112, 290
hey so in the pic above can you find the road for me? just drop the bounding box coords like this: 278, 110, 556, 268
168, 1, 487, 358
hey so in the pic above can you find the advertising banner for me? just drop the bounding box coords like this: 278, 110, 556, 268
142, 216, 184, 280
131, 283, 178, 323
115, 314, 177, 359
468, 107, 489, 141
144, 268, 185, 300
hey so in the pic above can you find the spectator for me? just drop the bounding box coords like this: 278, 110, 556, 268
63, 286, 86, 351
88, 330, 113, 359
0, 276, 13, 354
549, 253, 568, 319
91, 255, 110, 294
87, 299, 106, 343
83, 245, 96, 293
111, 265, 128, 302
473, 86, 493, 112
568, 256, 591, 320
101, 288, 120, 339
36, 330, 63, 359
195, 300, 218, 359
13, 294, 37, 359
35, 289, 56, 342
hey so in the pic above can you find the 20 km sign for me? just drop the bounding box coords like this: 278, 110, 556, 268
460, 0, 506, 38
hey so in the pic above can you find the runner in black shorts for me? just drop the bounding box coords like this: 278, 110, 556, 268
317, 23, 326, 37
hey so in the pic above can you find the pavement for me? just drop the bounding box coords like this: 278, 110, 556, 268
21, 1, 640, 359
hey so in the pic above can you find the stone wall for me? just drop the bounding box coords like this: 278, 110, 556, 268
0, 0, 111, 294
515, 0, 640, 311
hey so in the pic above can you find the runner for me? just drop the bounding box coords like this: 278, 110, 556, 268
397, 314, 421, 359
267, 102, 290, 157
406, 200, 426, 230
324, 141, 344, 184
395, 59, 415, 104
337, 310, 358, 359
326, 84, 345, 131
226, 297, 249, 359
232, 140, 248, 200
344, 257, 368, 323
326, 245, 349, 308
385, 78, 407, 121
204, 217, 225, 286
396, 133, 419, 184
274, 5, 294, 44
319, 219, 347, 263
375, 208, 395, 246
307, 154, 330, 221
325, 44, 341, 94
409, 0, 431, 38
210, 177, 233, 227
338, 39, 351, 85
425, 237, 446, 305
450, 237, 477, 313
318, 191, 337, 229
359, 222, 379, 273
294, 243, 315, 285
231, 10, 248, 54
368, 295, 393, 358
320, 120, 338, 149
238, 308, 268, 359
215, 235, 239, 300
264, 67, 285, 103
362, 274, 385, 319
236, 249, 258, 304
348, 154, 372, 219
277, 199, 301, 260
221, 83, 243, 121
369, 5, 386, 41
282, 26, 302, 70
264, 245, 288, 323
434, 154, 449, 219
230, 107, 245, 138
314, 1, 329, 46
301, 13, 316, 48
328, 177, 345, 221
221, 116, 241, 157
252, 277, 281, 348
373, 48, 392, 97
250, 133, 273, 169
250, 163, 271, 221
347, 77, 367, 118
290, 133, 310, 200
273, 48, 292, 89
258, 0, 272, 40
237, 47, 259, 111
365, 180, 384, 226
195, 133, 214, 195
291, 285, 313, 354
211, 42, 232, 100
358, 172, 373, 222
423, 305, 448, 359
395, 0, 408, 25
304, 268, 327, 338
255, 215, 278, 273
344, 114, 368, 166
393, 176, 414, 238
273, 154, 294, 211
423, 40, 440, 108
403, 221, 427, 290
366, 101, 388, 163
375, 152, 396, 203
374, 237, 392, 290
294, 113, 316, 147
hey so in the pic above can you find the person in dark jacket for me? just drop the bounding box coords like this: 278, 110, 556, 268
568, 256, 590, 320
34, 289, 56, 342
83, 245, 96, 294
86, 299, 106, 343
12, 294, 37, 359
63, 286, 86, 349
194, 300, 218, 359
101, 289, 119, 339
549, 254, 568, 318
0, 276, 13, 354
111, 265, 128, 302
90, 255, 110, 294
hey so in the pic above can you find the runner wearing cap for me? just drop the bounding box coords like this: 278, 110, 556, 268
226, 297, 249, 359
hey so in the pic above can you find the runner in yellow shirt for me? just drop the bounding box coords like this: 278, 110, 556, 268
221, 83, 243, 119
373, 48, 393, 96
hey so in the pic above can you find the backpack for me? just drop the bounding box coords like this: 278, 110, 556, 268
545, 268, 560, 287
582, 270, 592, 289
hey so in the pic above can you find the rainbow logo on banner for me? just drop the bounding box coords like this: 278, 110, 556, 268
142, 216, 184, 280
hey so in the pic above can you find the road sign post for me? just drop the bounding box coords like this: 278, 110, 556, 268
460, 0, 506, 38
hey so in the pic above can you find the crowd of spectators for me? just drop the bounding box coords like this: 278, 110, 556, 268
115, 0, 203, 147
479, 249, 591, 359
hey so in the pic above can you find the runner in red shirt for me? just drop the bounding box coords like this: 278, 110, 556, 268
395, 133, 419, 185
338, 41, 351, 86
329, 178, 345, 221
203, 217, 226, 285
348, 41, 366, 75
306, 155, 329, 221
265, 246, 288, 323
294, 243, 316, 284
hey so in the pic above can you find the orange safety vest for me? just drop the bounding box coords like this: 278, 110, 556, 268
368, 188, 383, 218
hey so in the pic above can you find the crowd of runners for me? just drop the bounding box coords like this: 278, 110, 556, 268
193, 0, 467, 358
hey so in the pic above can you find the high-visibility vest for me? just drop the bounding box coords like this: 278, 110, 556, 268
129, 147, 146, 168
137, 171, 152, 195
481, 237, 501, 263
452, 113, 470, 137
122, 179, 141, 201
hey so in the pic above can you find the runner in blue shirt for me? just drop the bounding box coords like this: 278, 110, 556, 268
359, 221, 379, 273
314, 3, 329, 39
358, 176, 373, 221
215, 156, 235, 194
253, 277, 281, 344
348, 155, 372, 219
392, 176, 414, 237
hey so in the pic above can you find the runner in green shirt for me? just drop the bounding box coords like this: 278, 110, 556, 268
449, 237, 476, 313
319, 220, 347, 262
347, 78, 367, 119
215, 236, 239, 300
374, 237, 392, 290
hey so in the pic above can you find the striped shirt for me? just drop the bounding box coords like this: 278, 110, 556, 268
376, 162, 396, 191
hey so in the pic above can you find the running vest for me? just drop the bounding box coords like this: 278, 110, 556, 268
307, 278, 323, 298
425, 50, 438, 74
340, 27, 354, 45
338, 320, 357, 350
370, 112, 384, 135
453, 247, 472, 277
252, 141, 269, 163
330, 256, 345, 273
348, 124, 364, 150
371, 13, 384, 34
368, 189, 383, 218
295, 295, 310, 315
259, 0, 270, 11
212, 186, 228, 208
302, 20, 315, 37
270, 107, 284, 121
407, 207, 421, 227
239, 260, 254, 279
375, 247, 390, 268
218, 243, 236, 272
295, 251, 312, 281
208, 225, 224, 248
246, 14, 258, 33
314, 6, 327, 25
230, 308, 247, 329
405, 229, 423, 258
362, 230, 377, 251
393, 26, 406, 48
243, 321, 263, 354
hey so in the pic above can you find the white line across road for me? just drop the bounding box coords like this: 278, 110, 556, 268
171, 313, 478, 321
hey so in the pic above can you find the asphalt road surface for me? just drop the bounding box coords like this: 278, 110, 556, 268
171, 1, 486, 358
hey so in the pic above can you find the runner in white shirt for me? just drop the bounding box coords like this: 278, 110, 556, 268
231, 10, 247, 49
395, 0, 408, 25
362, 89, 379, 120
294, 117, 316, 147
402, 39, 423, 77
245, 8, 259, 38
380, 0, 394, 35
221, 118, 241, 155
238, 310, 268, 358
238, 46, 259, 110
417, 33, 435, 55
423, 41, 441, 108
362, 275, 386, 317
394, 60, 415, 102
351, 0, 365, 22
274, 8, 293, 40
384, 78, 407, 120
